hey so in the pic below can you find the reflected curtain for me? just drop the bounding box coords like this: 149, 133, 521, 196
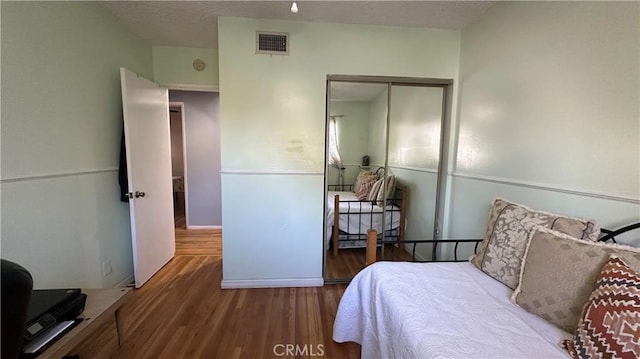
328, 117, 344, 186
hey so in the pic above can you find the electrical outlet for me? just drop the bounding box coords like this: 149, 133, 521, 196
102, 259, 112, 276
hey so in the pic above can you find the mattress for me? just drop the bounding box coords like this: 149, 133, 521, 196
333, 261, 572, 359
326, 191, 402, 247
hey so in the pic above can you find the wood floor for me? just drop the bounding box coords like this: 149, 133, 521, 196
72, 229, 360, 358
325, 245, 416, 280
175, 227, 222, 256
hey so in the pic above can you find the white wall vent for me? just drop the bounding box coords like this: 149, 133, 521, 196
256, 31, 289, 55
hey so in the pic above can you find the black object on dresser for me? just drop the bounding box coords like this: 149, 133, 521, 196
1, 259, 34, 359
21, 289, 87, 357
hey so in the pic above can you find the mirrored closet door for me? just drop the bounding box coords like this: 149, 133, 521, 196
324, 76, 452, 282
388, 85, 444, 263
324, 81, 389, 281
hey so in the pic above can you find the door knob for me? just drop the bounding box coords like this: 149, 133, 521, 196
134, 191, 146, 198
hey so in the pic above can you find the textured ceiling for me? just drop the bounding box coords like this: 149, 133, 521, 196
100, 1, 494, 48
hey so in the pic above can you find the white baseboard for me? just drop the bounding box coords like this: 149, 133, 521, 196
221, 277, 324, 289
186, 225, 222, 230
403, 244, 429, 261
413, 250, 429, 262
115, 273, 134, 288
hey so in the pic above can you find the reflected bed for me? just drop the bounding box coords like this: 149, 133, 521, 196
326, 185, 407, 255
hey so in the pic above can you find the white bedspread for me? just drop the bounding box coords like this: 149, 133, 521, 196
326, 191, 401, 246
333, 261, 572, 359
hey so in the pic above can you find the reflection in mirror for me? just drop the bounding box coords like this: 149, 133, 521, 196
325, 81, 389, 280
388, 85, 444, 261
324, 80, 448, 282
325, 81, 425, 281
326, 82, 388, 187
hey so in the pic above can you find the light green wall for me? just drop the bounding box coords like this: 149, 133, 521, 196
388, 86, 443, 171
447, 1, 639, 246
218, 17, 460, 283
328, 100, 370, 185
2, 2, 153, 178
1, 1, 153, 288
368, 89, 389, 168
392, 168, 438, 259
153, 46, 219, 88
219, 18, 459, 172
456, 1, 639, 198
387, 86, 444, 258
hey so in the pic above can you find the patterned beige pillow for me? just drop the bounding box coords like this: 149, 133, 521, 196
355, 179, 374, 200
512, 227, 640, 333
375, 175, 396, 206
470, 198, 599, 289
353, 171, 375, 193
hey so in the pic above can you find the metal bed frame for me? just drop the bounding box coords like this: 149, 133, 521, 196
365, 222, 640, 265
328, 184, 408, 256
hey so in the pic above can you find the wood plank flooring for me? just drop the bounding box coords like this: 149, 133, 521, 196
175, 227, 222, 256
72, 229, 360, 358
325, 245, 416, 280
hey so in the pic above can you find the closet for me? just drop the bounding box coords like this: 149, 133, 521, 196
323, 75, 453, 282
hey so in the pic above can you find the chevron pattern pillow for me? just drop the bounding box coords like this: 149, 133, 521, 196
563, 256, 640, 359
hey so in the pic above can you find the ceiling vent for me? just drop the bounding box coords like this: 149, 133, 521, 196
256, 31, 289, 55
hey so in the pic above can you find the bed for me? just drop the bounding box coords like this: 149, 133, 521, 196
333, 261, 573, 358
333, 198, 640, 359
326, 184, 407, 256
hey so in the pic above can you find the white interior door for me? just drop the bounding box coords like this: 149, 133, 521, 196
120, 67, 175, 288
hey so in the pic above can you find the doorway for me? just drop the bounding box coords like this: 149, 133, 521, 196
323, 75, 453, 282
168, 91, 223, 229
170, 103, 187, 229
168, 90, 223, 257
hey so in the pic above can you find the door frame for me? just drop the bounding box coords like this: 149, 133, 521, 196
167, 89, 223, 230
169, 102, 189, 229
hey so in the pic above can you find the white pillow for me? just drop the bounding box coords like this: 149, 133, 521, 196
367, 177, 384, 202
